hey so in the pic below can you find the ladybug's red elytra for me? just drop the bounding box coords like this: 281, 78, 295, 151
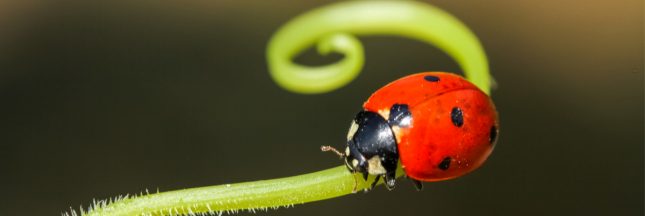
323, 72, 498, 191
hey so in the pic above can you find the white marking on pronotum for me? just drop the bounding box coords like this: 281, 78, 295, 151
347, 121, 359, 140
391, 126, 402, 143
367, 156, 386, 175
378, 109, 390, 120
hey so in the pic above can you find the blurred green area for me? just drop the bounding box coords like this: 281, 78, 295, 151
0, 0, 642, 215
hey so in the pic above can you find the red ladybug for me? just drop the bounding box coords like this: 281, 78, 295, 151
323, 72, 498, 191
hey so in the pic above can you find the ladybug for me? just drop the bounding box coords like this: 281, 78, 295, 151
322, 72, 498, 191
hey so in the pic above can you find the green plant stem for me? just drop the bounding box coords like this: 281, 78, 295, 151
83, 166, 401, 216
79, 1, 491, 215
267, 0, 490, 94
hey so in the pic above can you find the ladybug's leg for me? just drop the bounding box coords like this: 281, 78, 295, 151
369, 175, 381, 191
354, 155, 369, 181
409, 178, 423, 191
384, 170, 396, 190
351, 173, 358, 193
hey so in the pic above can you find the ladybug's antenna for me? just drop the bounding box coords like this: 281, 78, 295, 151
321, 146, 345, 158
321, 145, 358, 192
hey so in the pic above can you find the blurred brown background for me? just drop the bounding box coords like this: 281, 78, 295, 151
0, 0, 642, 215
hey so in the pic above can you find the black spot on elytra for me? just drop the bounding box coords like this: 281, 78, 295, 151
450, 107, 464, 127
388, 104, 412, 128
489, 125, 498, 144
438, 157, 451, 170
424, 75, 440, 82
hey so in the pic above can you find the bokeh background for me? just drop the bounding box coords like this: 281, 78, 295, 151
1, 0, 642, 215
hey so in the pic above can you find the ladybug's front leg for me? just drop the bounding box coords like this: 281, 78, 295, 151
410, 178, 423, 191
384, 170, 396, 190
369, 175, 381, 191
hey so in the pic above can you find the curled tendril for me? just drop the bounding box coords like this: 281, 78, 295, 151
73, 1, 491, 216
268, 0, 491, 94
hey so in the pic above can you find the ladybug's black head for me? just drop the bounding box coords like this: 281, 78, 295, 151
343, 111, 400, 189
343, 141, 365, 173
